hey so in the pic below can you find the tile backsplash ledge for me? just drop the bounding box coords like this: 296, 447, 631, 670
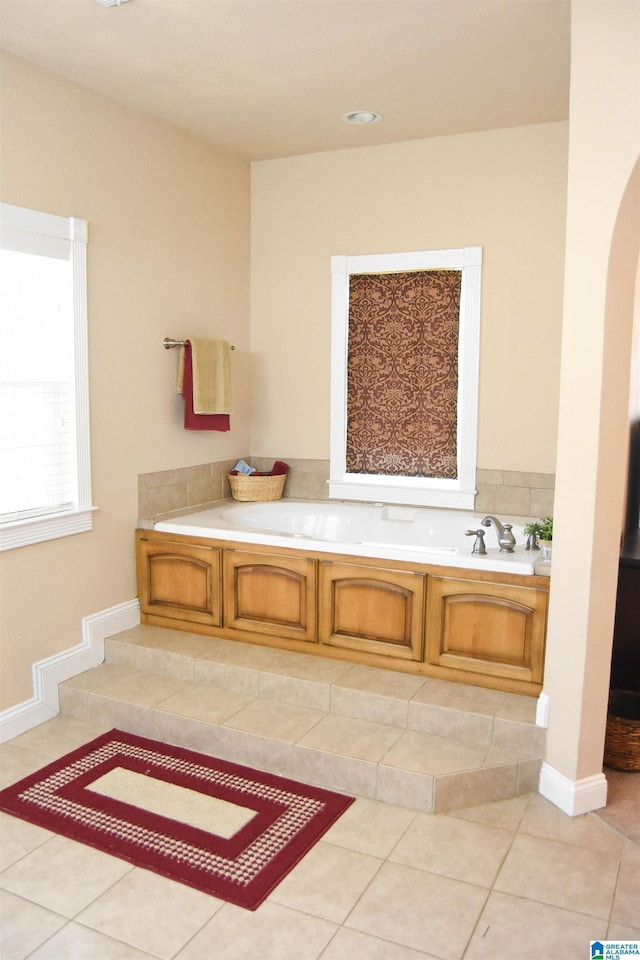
138, 460, 554, 522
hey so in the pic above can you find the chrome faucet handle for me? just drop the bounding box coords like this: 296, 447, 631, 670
465, 528, 487, 555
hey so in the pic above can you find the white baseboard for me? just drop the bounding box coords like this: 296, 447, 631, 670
0, 599, 140, 744
536, 692, 550, 728
538, 761, 608, 816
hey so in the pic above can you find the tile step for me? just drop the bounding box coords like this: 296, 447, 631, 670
57, 625, 544, 814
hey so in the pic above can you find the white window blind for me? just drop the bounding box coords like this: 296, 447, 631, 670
0, 203, 94, 550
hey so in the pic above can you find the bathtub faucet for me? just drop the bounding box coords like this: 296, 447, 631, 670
481, 515, 516, 553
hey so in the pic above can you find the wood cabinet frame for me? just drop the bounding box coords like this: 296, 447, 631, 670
319, 560, 425, 660
136, 529, 549, 695
425, 575, 547, 686
223, 548, 316, 642
136, 534, 222, 626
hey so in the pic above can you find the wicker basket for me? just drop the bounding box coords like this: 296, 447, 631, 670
604, 690, 640, 772
228, 473, 286, 502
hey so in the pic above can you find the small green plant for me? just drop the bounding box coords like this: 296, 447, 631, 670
538, 517, 553, 541
524, 517, 553, 542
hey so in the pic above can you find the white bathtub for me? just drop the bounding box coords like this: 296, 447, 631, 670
154, 499, 543, 575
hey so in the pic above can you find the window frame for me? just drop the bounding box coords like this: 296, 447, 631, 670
0, 202, 94, 551
329, 246, 482, 509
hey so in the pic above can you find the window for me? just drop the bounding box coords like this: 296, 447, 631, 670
330, 247, 481, 509
0, 203, 94, 550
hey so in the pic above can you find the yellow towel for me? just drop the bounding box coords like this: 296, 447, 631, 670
176, 338, 233, 414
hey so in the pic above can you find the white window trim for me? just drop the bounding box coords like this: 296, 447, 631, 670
329, 246, 481, 509
0, 203, 95, 551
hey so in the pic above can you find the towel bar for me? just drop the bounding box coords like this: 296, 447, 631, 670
163, 337, 235, 351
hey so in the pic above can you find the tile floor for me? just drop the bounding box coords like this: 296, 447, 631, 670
1, 715, 639, 960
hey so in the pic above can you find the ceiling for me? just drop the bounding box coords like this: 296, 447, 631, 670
0, 0, 570, 161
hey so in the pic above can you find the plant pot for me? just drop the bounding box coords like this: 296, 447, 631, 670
539, 540, 552, 562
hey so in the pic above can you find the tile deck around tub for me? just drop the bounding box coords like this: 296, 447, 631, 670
55, 624, 546, 814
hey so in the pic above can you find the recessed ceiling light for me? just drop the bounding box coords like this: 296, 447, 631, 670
95, 0, 134, 6
343, 111, 383, 125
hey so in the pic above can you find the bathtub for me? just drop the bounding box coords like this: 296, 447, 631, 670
154, 499, 543, 575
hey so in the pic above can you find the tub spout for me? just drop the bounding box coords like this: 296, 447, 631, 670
481, 515, 516, 553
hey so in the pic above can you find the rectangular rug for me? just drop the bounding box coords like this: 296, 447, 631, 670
0, 729, 354, 910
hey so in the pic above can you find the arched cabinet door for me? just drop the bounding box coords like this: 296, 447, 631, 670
136, 532, 221, 626
425, 576, 548, 685
223, 548, 317, 642
318, 560, 425, 661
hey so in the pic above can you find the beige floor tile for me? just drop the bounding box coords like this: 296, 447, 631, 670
517, 757, 542, 794
222, 698, 326, 743
194, 657, 261, 697
449, 793, 531, 831
212, 724, 298, 775
333, 663, 426, 700
62, 662, 136, 692
376, 764, 434, 812
259, 672, 332, 711
112, 625, 212, 657
330, 684, 410, 727
298, 714, 403, 762
494, 833, 619, 919
320, 926, 441, 959
195, 638, 284, 671
268, 840, 383, 923
153, 682, 253, 725
89, 669, 188, 707
5, 714, 113, 760
28, 921, 157, 959
0, 888, 67, 960
389, 811, 513, 886
491, 718, 546, 756
322, 796, 417, 858
408, 701, 494, 747
381, 729, 488, 776
345, 860, 488, 959
464, 890, 608, 960
519, 792, 626, 855
610, 855, 640, 928
292, 743, 379, 798
0, 834, 133, 918
174, 900, 338, 959
0, 812, 54, 870
76, 867, 222, 959
433, 762, 518, 813
262, 650, 353, 684
621, 837, 640, 862
608, 921, 640, 939
410, 678, 507, 715
0, 743, 54, 789
106, 642, 197, 682
495, 690, 539, 724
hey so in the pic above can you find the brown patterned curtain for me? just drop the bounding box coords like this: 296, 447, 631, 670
346, 270, 461, 479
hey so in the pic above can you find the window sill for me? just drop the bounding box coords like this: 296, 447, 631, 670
0, 507, 97, 551
328, 479, 476, 510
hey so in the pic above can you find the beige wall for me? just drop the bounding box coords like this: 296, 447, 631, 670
0, 54, 251, 710
250, 122, 568, 474
543, 1, 640, 787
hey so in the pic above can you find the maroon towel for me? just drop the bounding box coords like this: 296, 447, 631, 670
182, 341, 230, 432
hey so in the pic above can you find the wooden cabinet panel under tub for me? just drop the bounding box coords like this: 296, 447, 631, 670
223, 548, 317, 643
136, 528, 549, 695
318, 560, 425, 661
136, 532, 222, 626
425, 576, 547, 686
